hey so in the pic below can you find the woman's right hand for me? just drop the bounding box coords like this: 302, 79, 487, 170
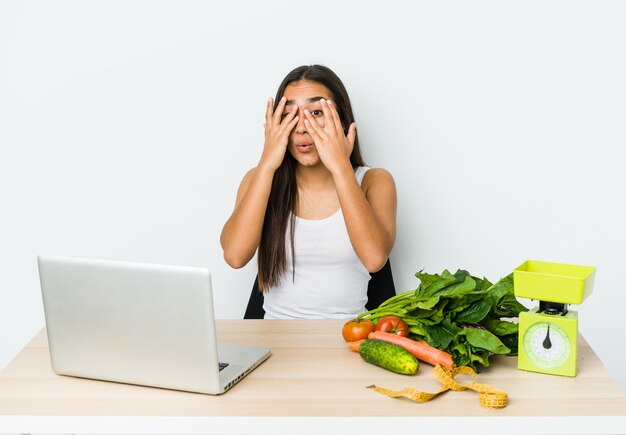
259, 96, 299, 172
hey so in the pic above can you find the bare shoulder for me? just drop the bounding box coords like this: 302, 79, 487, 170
361, 167, 396, 193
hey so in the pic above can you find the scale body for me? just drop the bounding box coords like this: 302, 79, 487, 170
518, 307, 578, 376
514, 260, 595, 377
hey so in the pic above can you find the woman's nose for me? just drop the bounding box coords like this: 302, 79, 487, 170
293, 108, 307, 133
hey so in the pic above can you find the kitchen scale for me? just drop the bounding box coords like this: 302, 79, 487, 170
513, 260, 596, 377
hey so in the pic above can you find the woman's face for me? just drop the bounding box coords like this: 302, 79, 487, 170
282, 80, 335, 168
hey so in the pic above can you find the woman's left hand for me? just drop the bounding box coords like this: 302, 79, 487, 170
304, 99, 356, 174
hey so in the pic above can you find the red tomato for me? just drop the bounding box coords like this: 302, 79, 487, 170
342, 319, 375, 342
374, 315, 409, 337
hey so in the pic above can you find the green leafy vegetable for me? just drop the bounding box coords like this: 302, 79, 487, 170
460, 328, 510, 354
357, 270, 528, 371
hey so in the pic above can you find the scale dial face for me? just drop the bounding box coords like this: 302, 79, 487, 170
523, 321, 571, 369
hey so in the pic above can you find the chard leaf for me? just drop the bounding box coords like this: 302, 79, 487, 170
494, 294, 528, 317
436, 275, 477, 298
460, 328, 511, 354
415, 297, 440, 310
414, 270, 443, 288
454, 298, 493, 324
483, 318, 519, 336
417, 306, 445, 325
499, 334, 520, 355
416, 270, 459, 299
409, 325, 427, 338
447, 291, 488, 309
453, 269, 471, 281
473, 277, 493, 292
424, 319, 461, 349
410, 308, 437, 319
450, 341, 470, 367
486, 273, 515, 307
470, 350, 491, 370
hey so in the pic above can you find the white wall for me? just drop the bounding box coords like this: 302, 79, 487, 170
1, 1, 625, 390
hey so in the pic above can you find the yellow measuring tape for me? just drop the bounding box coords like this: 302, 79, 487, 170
367, 364, 508, 409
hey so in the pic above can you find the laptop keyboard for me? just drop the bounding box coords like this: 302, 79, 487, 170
218, 362, 229, 371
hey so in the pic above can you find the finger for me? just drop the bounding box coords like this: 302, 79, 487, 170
277, 104, 298, 137
279, 112, 299, 136
281, 104, 298, 125
265, 98, 274, 126
272, 96, 287, 124
304, 118, 323, 144
285, 114, 300, 133
304, 109, 324, 138
304, 110, 328, 142
327, 100, 344, 134
346, 122, 357, 147
320, 99, 335, 130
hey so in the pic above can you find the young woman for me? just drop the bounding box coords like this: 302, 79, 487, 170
220, 65, 397, 319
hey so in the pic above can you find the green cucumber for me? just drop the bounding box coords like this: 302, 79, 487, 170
358, 339, 419, 375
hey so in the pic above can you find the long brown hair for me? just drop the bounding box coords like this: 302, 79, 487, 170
257, 65, 365, 292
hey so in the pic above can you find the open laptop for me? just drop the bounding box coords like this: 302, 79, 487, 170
37, 255, 271, 395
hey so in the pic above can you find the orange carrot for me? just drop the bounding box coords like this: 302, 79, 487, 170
347, 339, 365, 352
368, 331, 454, 370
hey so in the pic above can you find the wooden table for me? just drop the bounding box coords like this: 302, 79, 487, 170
1, 320, 625, 434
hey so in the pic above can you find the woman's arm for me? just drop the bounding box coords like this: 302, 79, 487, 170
220, 166, 275, 268
333, 165, 397, 272
220, 97, 299, 268
303, 99, 397, 272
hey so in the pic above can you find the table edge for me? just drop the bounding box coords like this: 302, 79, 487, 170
1, 415, 625, 435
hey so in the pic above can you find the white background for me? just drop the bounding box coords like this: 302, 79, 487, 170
1, 0, 625, 392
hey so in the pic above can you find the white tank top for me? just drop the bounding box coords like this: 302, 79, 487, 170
263, 166, 372, 319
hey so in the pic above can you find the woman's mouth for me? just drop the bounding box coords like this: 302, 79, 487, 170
296, 143, 314, 153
